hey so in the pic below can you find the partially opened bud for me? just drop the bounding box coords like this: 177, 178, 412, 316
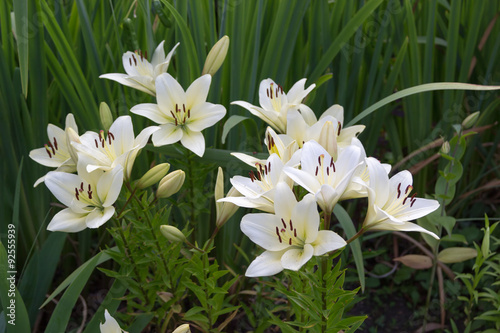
66, 127, 81, 163
317, 120, 338, 159
202, 35, 229, 76
160, 225, 186, 243
99, 102, 114, 131
461, 111, 480, 129
136, 163, 170, 189
215, 167, 241, 227
157, 170, 185, 198
172, 324, 191, 333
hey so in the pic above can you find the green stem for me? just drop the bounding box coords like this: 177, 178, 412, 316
113, 218, 149, 302
321, 212, 333, 332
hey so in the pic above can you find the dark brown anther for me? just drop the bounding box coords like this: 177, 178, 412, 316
318, 155, 321, 165
315, 166, 319, 176
294, 229, 297, 237
281, 218, 287, 229
264, 164, 268, 174
45, 145, 52, 158
95, 139, 98, 148
101, 139, 105, 148
276, 226, 282, 243
183, 104, 186, 113
88, 190, 92, 199
80, 182, 84, 191
108, 132, 115, 140
47, 141, 55, 155
249, 171, 255, 182
289, 219, 293, 231
288, 238, 292, 245
268, 162, 271, 173
326, 167, 330, 176
405, 185, 411, 194
397, 183, 402, 199
175, 104, 178, 112
270, 88, 273, 99
403, 196, 408, 205
53, 137, 58, 150
338, 121, 342, 136
129, 58, 132, 66
132, 54, 137, 66
75, 188, 80, 200
188, 109, 191, 118
410, 198, 416, 207
275, 87, 278, 97
266, 89, 269, 98
108, 134, 112, 145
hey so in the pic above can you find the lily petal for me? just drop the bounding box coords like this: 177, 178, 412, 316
86, 206, 115, 229
180, 129, 205, 157
245, 250, 285, 277
311, 230, 346, 256
47, 208, 88, 233
281, 244, 314, 271
152, 123, 183, 146
241, 213, 288, 251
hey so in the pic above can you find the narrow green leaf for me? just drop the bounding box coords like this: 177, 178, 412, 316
221, 115, 249, 144
333, 205, 365, 291
13, 0, 28, 97
308, 0, 384, 84
347, 82, 500, 127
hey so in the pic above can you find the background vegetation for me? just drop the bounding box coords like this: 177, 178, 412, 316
1, 0, 499, 332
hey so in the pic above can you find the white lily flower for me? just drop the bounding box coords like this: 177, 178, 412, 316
362, 157, 440, 239
218, 154, 289, 213
44, 157, 123, 232
241, 183, 346, 277
71, 116, 158, 180
100, 41, 179, 96
283, 140, 362, 215
287, 104, 365, 158
100, 309, 127, 333
29, 114, 80, 186
232, 78, 316, 133
131, 73, 226, 157
231, 126, 300, 167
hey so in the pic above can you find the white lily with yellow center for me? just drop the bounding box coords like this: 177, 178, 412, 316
100, 41, 179, 96
71, 116, 159, 179
29, 113, 80, 186
286, 104, 365, 158
100, 310, 127, 333
241, 183, 346, 277
232, 78, 316, 133
218, 154, 288, 213
361, 157, 440, 238
284, 140, 363, 215
131, 73, 226, 157
44, 156, 123, 232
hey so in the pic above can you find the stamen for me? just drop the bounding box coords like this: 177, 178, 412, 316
315, 166, 319, 176
264, 164, 268, 174
281, 218, 287, 229
80, 182, 84, 191
249, 171, 255, 182
44, 145, 52, 158
410, 198, 417, 207
405, 185, 412, 194
276, 226, 282, 243
268, 162, 271, 173
108, 132, 115, 140
53, 137, 58, 150
95, 139, 98, 148
294, 229, 297, 237
88, 190, 92, 199
188, 109, 191, 118
47, 141, 55, 155
289, 238, 292, 245
397, 183, 402, 199
289, 219, 293, 231
318, 156, 321, 165
74, 188, 80, 200
326, 167, 330, 176
132, 54, 137, 66
129, 58, 132, 66
338, 121, 342, 136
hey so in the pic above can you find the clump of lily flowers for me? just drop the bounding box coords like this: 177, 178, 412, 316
221, 78, 440, 277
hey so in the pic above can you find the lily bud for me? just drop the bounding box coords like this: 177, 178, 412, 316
461, 111, 480, 129
215, 167, 241, 227
160, 225, 186, 243
157, 170, 185, 198
66, 127, 81, 163
317, 120, 338, 160
172, 324, 191, 333
202, 35, 229, 76
99, 102, 114, 131
440, 141, 450, 154
136, 163, 170, 189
